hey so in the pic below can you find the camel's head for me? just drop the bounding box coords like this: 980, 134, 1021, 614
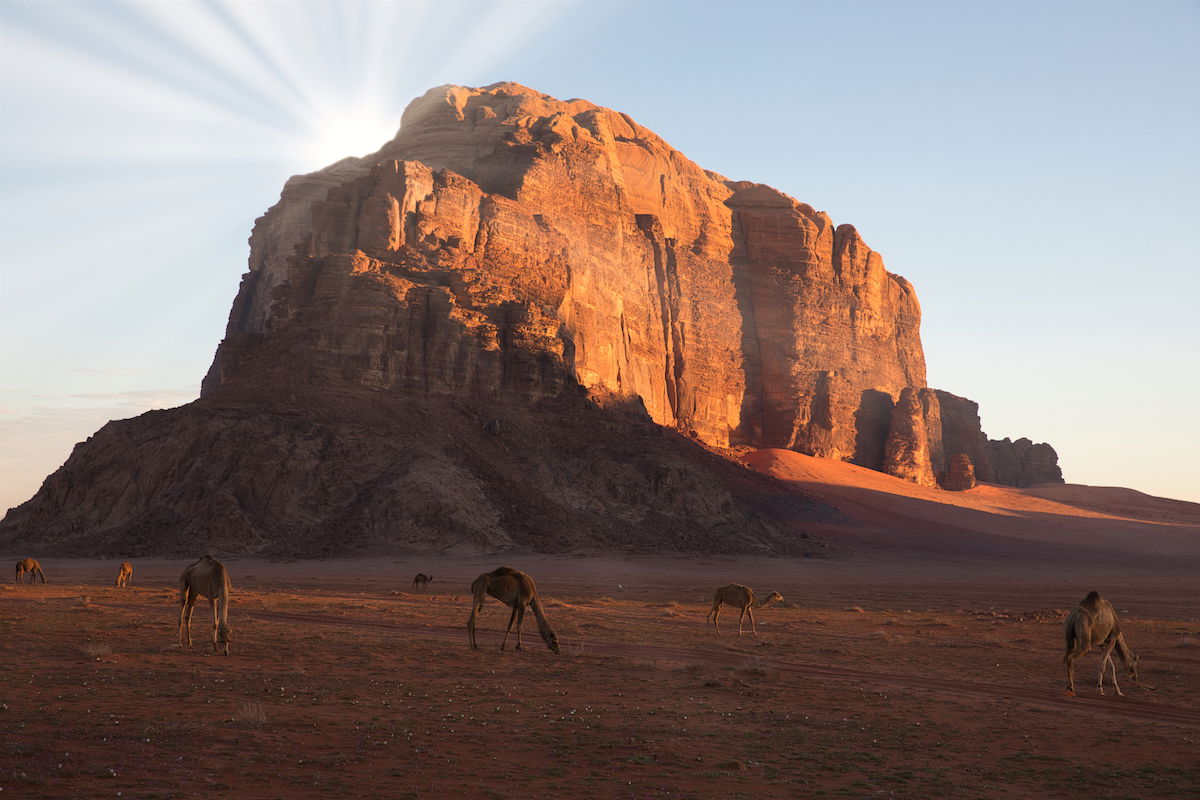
542, 629, 561, 654
1129, 654, 1140, 683
765, 592, 784, 606
215, 622, 232, 656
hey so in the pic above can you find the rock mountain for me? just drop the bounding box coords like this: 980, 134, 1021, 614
0, 83, 1061, 556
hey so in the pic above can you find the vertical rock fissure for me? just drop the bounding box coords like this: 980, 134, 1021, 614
636, 214, 685, 424
728, 210, 768, 444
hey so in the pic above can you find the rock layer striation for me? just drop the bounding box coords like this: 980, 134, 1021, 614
1, 83, 1060, 555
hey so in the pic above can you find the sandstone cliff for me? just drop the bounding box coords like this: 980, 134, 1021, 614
206, 84, 928, 458
1, 83, 1060, 556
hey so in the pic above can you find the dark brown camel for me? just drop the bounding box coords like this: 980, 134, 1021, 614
467, 567, 559, 653
179, 555, 232, 655
14, 557, 46, 584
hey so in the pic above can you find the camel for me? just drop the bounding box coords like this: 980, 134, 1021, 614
467, 566, 560, 654
412, 573, 432, 591
14, 557, 46, 584
179, 555, 232, 655
1063, 590, 1143, 696
706, 584, 784, 637
116, 560, 133, 588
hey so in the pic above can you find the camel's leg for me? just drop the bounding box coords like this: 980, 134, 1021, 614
1097, 639, 1120, 696
179, 596, 195, 648
467, 603, 482, 650
210, 598, 220, 654
737, 604, 748, 636
513, 605, 527, 651
1107, 654, 1123, 696
747, 605, 759, 638
500, 604, 520, 650
1065, 653, 1077, 696
711, 604, 722, 635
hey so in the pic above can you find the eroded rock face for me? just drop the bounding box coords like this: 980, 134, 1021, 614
1, 82, 1061, 555
0, 391, 836, 557
988, 438, 1064, 487
941, 453, 978, 491
205, 83, 926, 456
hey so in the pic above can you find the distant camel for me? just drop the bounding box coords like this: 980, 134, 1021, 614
14, 557, 46, 584
179, 555, 232, 655
1064, 590, 1142, 696
467, 566, 560, 653
707, 584, 784, 637
116, 560, 133, 588
412, 573, 432, 591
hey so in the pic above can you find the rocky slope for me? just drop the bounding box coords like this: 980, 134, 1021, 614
0, 83, 1060, 556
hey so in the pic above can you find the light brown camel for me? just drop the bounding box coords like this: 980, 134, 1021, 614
14, 557, 46, 584
467, 566, 560, 653
706, 584, 784, 637
116, 560, 133, 588
179, 555, 232, 655
1063, 590, 1143, 696
412, 573, 432, 591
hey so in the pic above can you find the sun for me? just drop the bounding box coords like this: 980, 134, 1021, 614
303, 104, 401, 170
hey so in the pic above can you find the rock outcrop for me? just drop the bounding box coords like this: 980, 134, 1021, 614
0, 82, 1061, 555
941, 453, 978, 491
988, 438, 1064, 487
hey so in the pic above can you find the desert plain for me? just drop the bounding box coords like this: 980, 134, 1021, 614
4, 453, 1200, 799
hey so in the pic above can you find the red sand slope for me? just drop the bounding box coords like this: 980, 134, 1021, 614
741, 449, 1200, 565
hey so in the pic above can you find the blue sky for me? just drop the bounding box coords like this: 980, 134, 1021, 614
1, 0, 1198, 512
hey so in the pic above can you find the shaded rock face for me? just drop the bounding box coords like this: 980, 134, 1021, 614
941, 453, 978, 491
0, 392, 837, 557
934, 391, 996, 484
2, 82, 1060, 555
988, 438, 1064, 488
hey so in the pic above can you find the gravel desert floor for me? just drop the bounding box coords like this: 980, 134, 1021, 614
3, 554, 1199, 799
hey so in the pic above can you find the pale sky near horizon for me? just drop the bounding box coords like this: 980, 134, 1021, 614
1, 0, 1198, 514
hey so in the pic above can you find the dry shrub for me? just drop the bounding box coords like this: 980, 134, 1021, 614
82, 643, 112, 658
232, 702, 267, 727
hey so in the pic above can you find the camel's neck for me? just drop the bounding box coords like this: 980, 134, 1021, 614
529, 595, 556, 638
214, 580, 231, 626
1113, 636, 1136, 669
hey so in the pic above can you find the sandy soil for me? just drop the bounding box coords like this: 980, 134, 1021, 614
5, 452, 1199, 798
3, 553, 1199, 800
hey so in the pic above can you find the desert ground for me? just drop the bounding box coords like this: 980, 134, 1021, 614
3, 552, 1198, 800
4, 455, 1200, 799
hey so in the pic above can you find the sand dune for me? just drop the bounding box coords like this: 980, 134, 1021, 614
741, 448, 1200, 567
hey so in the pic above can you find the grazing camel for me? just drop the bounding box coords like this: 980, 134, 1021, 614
412, 573, 432, 591
14, 557, 46, 584
1063, 590, 1142, 697
179, 555, 232, 656
467, 566, 560, 654
116, 560, 133, 588
706, 584, 784, 638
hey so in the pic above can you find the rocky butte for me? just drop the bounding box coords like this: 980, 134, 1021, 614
0, 83, 1062, 557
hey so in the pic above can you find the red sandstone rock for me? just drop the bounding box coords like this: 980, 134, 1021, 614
988, 438, 1064, 487
206, 84, 926, 457
0, 83, 1061, 556
941, 453, 978, 491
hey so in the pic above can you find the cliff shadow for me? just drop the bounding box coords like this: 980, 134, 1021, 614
727, 225, 767, 446
852, 389, 893, 470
